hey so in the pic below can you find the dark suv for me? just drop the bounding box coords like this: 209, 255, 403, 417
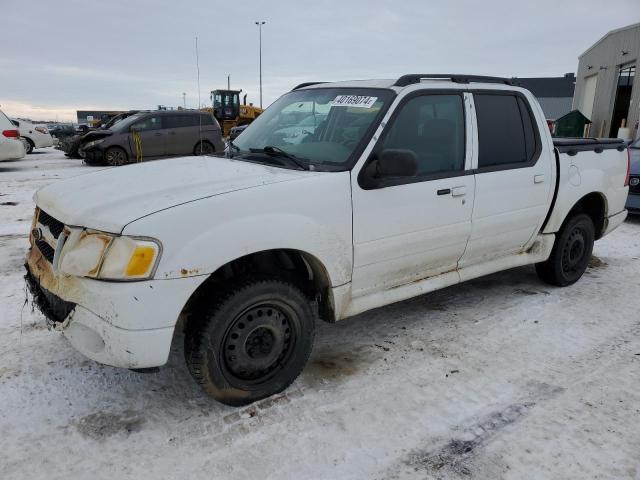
81, 110, 224, 166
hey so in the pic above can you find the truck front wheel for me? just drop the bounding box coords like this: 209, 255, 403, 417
535, 213, 595, 286
184, 279, 315, 406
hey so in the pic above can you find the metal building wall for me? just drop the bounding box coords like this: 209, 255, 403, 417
573, 23, 640, 138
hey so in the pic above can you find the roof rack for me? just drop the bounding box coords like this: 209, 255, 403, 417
292, 82, 328, 91
394, 74, 513, 87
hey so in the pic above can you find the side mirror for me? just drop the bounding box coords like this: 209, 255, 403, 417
377, 149, 418, 177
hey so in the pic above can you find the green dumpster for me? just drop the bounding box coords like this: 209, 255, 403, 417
553, 110, 592, 137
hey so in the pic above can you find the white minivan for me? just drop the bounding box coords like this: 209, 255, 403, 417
0, 110, 26, 161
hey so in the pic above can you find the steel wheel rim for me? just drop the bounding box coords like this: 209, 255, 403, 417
562, 227, 587, 274
221, 302, 296, 385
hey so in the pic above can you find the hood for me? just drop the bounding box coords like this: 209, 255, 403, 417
82, 129, 113, 140
34, 155, 317, 233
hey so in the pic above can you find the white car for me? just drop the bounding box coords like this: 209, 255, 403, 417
0, 110, 25, 161
11, 118, 53, 153
26, 74, 630, 406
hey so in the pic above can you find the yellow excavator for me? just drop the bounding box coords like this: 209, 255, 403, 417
207, 89, 263, 137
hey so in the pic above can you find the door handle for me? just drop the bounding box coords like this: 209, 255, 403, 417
437, 188, 451, 196
534, 174, 545, 184
155, 132, 163, 136
451, 186, 467, 197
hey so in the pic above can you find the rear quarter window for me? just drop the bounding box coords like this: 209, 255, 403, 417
200, 114, 215, 126
475, 93, 538, 169
0, 111, 14, 129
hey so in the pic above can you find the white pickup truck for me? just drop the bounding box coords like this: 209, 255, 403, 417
25, 74, 630, 406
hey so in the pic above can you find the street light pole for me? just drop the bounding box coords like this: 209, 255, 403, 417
255, 21, 265, 109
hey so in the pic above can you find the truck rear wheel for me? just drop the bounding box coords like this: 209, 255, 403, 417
535, 213, 595, 286
184, 279, 315, 406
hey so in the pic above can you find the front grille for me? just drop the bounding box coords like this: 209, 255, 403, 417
38, 210, 64, 238
629, 176, 640, 195
24, 266, 76, 325
35, 239, 55, 263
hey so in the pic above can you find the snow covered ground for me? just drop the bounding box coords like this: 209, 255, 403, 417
1, 148, 639, 480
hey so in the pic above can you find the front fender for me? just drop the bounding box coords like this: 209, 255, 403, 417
122, 172, 354, 287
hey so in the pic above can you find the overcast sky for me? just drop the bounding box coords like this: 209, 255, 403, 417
1, 0, 637, 122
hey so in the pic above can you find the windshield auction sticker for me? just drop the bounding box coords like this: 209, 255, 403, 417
330, 95, 378, 108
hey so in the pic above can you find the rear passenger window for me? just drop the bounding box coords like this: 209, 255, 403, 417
165, 115, 194, 128
474, 94, 537, 168
381, 94, 465, 176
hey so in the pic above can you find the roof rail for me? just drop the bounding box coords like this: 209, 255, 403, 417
292, 82, 328, 91
394, 74, 513, 87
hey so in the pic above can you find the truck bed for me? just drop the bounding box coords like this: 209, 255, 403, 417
553, 137, 626, 155
543, 137, 629, 237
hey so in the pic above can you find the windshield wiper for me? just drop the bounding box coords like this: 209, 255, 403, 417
227, 139, 241, 158
249, 146, 310, 170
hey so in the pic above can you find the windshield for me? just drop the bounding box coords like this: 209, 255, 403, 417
111, 113, 145, 132
232, 88, 394, 169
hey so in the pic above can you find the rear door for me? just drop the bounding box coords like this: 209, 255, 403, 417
459, 91, 553, 267
164, 114, 197, 155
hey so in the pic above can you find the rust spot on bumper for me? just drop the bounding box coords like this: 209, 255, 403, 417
25, 246, 86, 304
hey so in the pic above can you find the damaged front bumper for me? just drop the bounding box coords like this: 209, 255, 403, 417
82, 146, 104, 165
25, 242, 203, 369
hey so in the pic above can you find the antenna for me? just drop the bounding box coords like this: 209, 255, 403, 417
195, 36, 203, 153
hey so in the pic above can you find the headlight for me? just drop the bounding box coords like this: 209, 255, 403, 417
59, 229, 161, 281
83, 138, 105, 149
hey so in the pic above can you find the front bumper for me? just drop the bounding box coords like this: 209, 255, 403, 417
25, 244, 205, 368
83, 147, 104, 164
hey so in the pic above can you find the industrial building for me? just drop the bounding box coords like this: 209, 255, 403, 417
76, 110, 125, 126
573, 22, 639, 139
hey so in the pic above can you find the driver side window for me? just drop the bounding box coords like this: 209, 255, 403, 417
381, 94, 465, 176
131, 115, 162, 132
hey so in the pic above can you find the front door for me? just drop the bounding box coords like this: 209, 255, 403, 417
351, 91, 475, 297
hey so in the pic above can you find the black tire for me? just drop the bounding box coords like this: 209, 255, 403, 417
104, 146, 128, 166
535, 213, 595, 287
184, 279, 315, 406
194, 140, 215, 156
23, 138, 34, 154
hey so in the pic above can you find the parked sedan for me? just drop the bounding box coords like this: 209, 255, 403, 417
11, 119, 53, 153
82, 110, 224, 166
0, 110, 25, 161
626, 137, 640, 214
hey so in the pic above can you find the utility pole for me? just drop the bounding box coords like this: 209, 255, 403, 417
182, 92, 186, 109
255, 21, 266, 108
227, 74, 231, 90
